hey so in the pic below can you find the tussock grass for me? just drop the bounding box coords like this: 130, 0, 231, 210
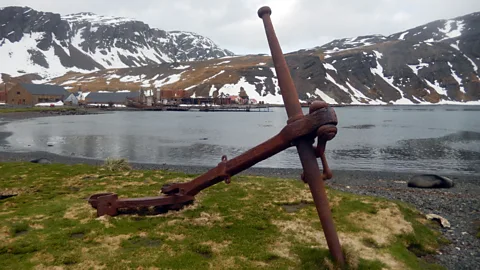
103, 158, 132, 172
0, 162, 447, 269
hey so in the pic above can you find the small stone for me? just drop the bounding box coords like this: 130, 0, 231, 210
346, 186, 351, 189
461, 232, 468, 235
455, 247, 461, 251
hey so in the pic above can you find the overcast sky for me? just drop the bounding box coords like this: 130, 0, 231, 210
1, 0, 479, 54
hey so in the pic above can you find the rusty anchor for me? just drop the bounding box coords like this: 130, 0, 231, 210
88, 6, 345, 265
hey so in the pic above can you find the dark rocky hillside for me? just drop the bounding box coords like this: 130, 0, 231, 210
2, 6, 479, 105
0, 6, 233, 80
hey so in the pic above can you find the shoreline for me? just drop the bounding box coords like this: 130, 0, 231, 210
0, 110, 479, 269
0, 149, 478, 269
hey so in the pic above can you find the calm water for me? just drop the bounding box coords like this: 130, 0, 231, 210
1, 106, 480, 175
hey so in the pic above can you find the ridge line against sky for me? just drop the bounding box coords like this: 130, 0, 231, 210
1, 0, 479, 54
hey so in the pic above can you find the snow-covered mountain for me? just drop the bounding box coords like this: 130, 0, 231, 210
0, 6, 234, 80
47, 11, 480, 105
2, 7, 480, 105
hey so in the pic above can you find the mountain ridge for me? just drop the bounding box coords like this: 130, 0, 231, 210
0, 6, 234, 80
1, 7, 479, 105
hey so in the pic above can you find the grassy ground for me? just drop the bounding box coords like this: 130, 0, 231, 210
0, 107, 78, 114
0, 162, 448, 269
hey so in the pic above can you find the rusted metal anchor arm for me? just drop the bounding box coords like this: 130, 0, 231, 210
161, 106, 337, 197
88, 106, 337, 217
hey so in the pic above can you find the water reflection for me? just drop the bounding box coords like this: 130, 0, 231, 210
1, 106, 480, 175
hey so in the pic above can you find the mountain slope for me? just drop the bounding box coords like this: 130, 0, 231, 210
0, 6, 234, 80
3, 8, 480, 105
47, 11, 480, 105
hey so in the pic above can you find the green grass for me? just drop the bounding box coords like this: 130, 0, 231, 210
0, 106, 78, 113
0, 162, 448, 269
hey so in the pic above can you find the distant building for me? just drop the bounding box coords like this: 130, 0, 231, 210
160, 89, 187, 105
64, 93, 79, 106
0, 91, 6, 104
140, 89, 158, 106
7, 83, 70, 105
85, 91, 141, 106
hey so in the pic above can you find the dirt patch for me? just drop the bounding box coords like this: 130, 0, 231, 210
64, 202, 96, 223
96, 215, 114, 228
30, 252, 55, 265
161, 194, 204, 218
94, 234, 131, 251
273, 202, 412, 269
270, 240, 297, 261
30, 223, 44, 230
190, 212, 224, 227
0, 188, 22, 197
63, 174, 90, 187
166, 233, 185, 241
201, 240, 231, 254
339, 234, 406, 270
0, 225, 10, 241
123, 172, 144, 178
280, 201, 314, 213
0, 210, 15, 216
347, 203, 413, 246
208, 256, 236, 269
33, 265, 65, 270
73, 260, 106, 270
107, 180, 151, 190
272, 220, 327, 245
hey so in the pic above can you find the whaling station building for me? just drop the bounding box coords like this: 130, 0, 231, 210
6, 83, 75, 106
1, 82, 255, 107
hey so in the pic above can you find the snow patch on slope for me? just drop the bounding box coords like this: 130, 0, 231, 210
0, 32, 93, 78
447, 62, 465, 93
439, 20, 464, 40
424, 79, 448, 96
152, 72, 185, 88
214, 77, 284, 104
323, 63, 337, 72
370, 50, 413, 104
398, 31, 409, 40
314, 89, 337, 104
407, 59, 429, 75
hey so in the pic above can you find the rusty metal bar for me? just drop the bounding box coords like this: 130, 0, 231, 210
89, 106, 338, 215
257, 6, 345, 265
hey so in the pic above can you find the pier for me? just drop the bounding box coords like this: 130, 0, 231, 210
198, 105, 270, 112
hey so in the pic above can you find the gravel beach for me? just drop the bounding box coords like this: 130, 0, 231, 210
0, 110, 479, 270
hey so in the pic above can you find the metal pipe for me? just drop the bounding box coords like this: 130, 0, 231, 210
258, 6, 345, 265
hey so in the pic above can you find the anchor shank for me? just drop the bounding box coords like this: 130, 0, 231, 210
258, 6, 345, 265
